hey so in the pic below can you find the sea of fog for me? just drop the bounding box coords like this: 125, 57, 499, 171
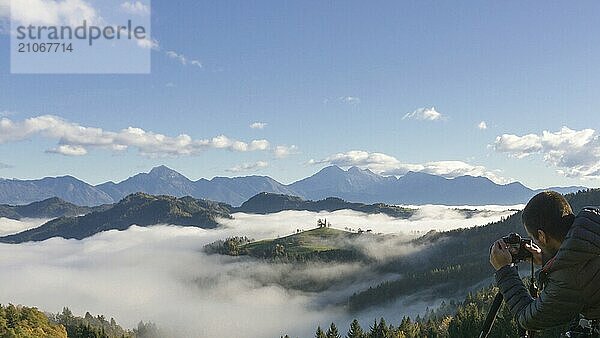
0, 205, 519, 338
0, 217, 50, 236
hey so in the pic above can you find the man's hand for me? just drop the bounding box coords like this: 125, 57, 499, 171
490, 239, 512, 270
524, 242, 543, 266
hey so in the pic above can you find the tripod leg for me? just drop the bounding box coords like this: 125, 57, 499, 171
479, 292, 505, 338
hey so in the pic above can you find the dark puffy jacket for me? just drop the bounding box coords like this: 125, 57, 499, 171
496, 207, 600, 330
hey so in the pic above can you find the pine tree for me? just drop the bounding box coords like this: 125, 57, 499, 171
377, 317, 390, 338
347, 319, 364, 338
326, 322, 341, 338
316, 326, 327, 338
369, 319, 379, 338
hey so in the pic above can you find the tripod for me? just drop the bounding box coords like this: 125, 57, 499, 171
479, 259, 538, 338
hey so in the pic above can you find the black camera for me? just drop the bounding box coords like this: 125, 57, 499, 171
502, 233, 533, 263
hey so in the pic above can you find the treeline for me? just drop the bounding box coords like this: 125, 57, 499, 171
296, 285, 569, 338
0, 304, 163, 338
0, 304, 67, 337
203, 236, 253, 256
564, 188, 600, 213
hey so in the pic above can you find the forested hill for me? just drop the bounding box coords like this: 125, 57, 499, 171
0, 197, 111, 220
0, 193, 233, 243
0, 304, 163, 338
564, 188, 600, 213
232, 192, 505, 219
233, 192, 416, 218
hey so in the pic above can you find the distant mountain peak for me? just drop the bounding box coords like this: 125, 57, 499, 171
319, 165, 345, 174
347, 166, 381, 178
148, 165, 183, 178
29, 196, 67, 205
452, 175, 492, 182
362, 168, 377, 175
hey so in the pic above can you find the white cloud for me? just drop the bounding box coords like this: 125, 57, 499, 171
250, 122, 267, 130
403, 107, 444, 121
309, 150, 403, 174
0, 1, 8, 19
166, 51, 187, 65
46, 144, 88, 156
274, 145, 298, 159
339, 96, 361, 105
226, 161, 269, 173
478, 121, 487, 130
250, 140, 270, 151
494, 126, 600, 179
137, 37, 159, 50
166, 51, 202, 68
7, 0, 101, 26
120, 1, 150, 16
494, 133, 542, 158
310, 150, 512, 184
0, 115, 281, 157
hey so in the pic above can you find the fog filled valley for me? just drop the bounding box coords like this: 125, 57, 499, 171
0, 198, 520, 338
1, 188, 598, 337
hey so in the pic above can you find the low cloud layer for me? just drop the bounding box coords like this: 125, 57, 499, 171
0, 218, 49, 236
225, 207, 516, 237
494, 126, 600, 179
309, 150, 512, 184
0, 206, 517, 337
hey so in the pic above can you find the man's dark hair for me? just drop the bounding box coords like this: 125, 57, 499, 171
522, 191, 575, 242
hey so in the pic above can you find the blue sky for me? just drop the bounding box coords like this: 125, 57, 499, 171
0, 1, 599, 188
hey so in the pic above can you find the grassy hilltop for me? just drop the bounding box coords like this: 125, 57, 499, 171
206, 226, 374, 262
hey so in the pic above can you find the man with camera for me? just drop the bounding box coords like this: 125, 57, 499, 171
489, 191, 600, 335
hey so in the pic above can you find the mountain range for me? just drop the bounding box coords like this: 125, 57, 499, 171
0, 165, 587, 206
